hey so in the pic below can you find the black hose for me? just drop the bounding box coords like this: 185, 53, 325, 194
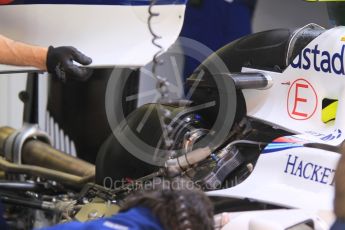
0, 191, 55, 211
1, 195, 44, 210
0, 181, 43, 191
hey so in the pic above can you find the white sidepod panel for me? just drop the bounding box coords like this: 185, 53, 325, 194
0, 1, 186, 72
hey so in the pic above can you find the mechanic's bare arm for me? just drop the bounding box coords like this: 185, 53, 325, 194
0, 34, 47, 70
0, 34, 93, 81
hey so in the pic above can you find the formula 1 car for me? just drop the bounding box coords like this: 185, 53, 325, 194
96, 23, 343, 229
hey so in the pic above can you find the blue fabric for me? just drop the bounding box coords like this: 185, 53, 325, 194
39, 207, 164, 230
9, 0, 187, 5
331, 219, 345, 230
180, 0, 256, 78
0, 202, 7, 230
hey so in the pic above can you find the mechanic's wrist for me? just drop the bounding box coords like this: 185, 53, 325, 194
36, 46, 48, 71
45, 46, 56, 74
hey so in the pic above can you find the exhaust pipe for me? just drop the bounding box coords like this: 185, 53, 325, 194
0, 126, 95, 187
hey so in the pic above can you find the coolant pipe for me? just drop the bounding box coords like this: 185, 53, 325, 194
0, 156, 94, 188
165, 147, 212, 176
0, 126, 95, 178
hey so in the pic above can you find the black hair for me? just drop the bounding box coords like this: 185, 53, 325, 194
120, 177, 214, 230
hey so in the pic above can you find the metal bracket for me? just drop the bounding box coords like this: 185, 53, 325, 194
4, 124, 52, 164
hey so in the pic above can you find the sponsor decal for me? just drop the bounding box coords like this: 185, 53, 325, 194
306, 129, 342, 141
103, 221, 129, 230
262, 136, 308, 154
273, 136, 306, 143
284, 154, 336, 186
263, 142, 303, 154
287, 78, 318, 120
291, 44, 345, 75
322, 98, 338, 123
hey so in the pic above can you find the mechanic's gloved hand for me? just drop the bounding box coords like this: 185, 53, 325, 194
46, 46, 93, 82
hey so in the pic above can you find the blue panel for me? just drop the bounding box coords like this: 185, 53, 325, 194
10, 0, 187, 5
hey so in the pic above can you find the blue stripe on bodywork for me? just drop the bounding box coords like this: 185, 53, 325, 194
10, 0, 187, 5
262, 142, 303, 154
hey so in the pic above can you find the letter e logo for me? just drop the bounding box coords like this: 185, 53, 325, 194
287, 78, 318, 120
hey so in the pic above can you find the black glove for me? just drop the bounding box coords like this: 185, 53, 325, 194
46, 46, 93, 82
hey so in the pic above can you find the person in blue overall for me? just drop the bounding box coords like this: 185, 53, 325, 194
41, 186, 214, 230
180, 0, 257, 78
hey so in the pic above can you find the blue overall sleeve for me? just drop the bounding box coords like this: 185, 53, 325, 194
39, 207, 164, 230
0, 202, 7, 230
331, 219, 345, 230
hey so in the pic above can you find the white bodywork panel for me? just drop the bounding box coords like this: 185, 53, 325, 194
210, 146, 339, 211
210, 27, 345, 217
221, 209, 333, 230
242, 27, 345, 146
0, 4, 185, 71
